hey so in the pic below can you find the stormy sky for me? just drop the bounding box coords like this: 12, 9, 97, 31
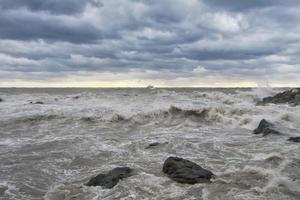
0, 0, 299, 87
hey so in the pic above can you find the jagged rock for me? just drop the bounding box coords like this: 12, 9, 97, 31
288, 137, 300, 143
85, 167, 134, 189
257, 88, 300, 106
145, 142, 168, 149
162, 157, 214, 184
253, 119, 281, 136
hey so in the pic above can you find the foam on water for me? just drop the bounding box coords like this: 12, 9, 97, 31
0, 88, 299, 200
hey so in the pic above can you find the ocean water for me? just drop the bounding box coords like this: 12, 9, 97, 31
0, 88, 299, 200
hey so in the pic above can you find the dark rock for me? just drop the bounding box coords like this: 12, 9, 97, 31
73, 96, 80, 99
0, 97, 3, 102
145, 142, 168, 149
0, 186, 8, 196
253, 119, 281, 136
162, 157, 214, 184
30, 101, 44, 104
85, 167, 134, 188
257, 88, 300, 106
288, 137, 300, 143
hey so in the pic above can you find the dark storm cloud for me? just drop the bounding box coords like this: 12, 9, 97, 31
0, 0, 102, 15
0, 10, 104, 43
202, 0, 300, 11
0, 0, 299, 85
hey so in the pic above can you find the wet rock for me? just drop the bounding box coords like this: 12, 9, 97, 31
288, 137, 300, 143
81, 117, 96, 123
73, 96, 80, 99
162, 157, 214, 184
85, 167, 134, 189
257, 88, 300, 106
145, 142, 168, 149
253, 119, 281, 136
0, 186, 8, 196
30, 101, 44, 104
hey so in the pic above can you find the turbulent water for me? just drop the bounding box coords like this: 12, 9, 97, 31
0, 88, 299, 200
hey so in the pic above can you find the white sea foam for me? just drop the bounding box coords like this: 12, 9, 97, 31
0, 88, 299, 200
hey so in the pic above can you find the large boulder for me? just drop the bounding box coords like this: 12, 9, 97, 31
85, 167, 134, 189
257, 88, 300, 106
253, 119, 281, 136
162, 157, 214, 184
288, 137, 300, 143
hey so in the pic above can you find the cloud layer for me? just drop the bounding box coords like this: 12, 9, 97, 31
0, 0, 299, 87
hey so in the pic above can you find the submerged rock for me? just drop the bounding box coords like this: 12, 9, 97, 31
85, 167, 134, 189
0, 186, 8, 196
0, 97, 3, 102
162, 157, 214, 184
145, 142, 168, 149
287, 137, 300, 143
30, 101, 44, 105
257, 88, 300, 106
253, 119, 281, 136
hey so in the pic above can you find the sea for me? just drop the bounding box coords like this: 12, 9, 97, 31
0, 88, 299, 200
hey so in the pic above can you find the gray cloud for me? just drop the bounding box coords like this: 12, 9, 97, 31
0, 0, 299, 86
0, 0, 102, 15
202, 0, 300, 11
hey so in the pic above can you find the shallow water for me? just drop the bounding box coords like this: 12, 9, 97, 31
0, 88, 299, 200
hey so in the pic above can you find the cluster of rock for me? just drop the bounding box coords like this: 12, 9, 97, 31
85, 88, 300, 190
254, 88, 300, 142
253, 119, 300, 143
85, 157, 214, 189
257, 88, 300, 106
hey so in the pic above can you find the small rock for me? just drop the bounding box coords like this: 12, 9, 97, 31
85, 167, 134, 189
253, 119, 281, 136
287, 137, 300, 143
145, 142, 168, 149
0, 97, 3, 102
163, 157, 214, 184
30, 101, 44, 104
0, 186, 8, 196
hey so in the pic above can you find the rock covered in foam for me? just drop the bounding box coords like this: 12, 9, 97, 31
162, 157, 214, 184
85, 167, 134, 189
253, 119, 281, 136
287, 137, 300, 143
257, 88, 300, 106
